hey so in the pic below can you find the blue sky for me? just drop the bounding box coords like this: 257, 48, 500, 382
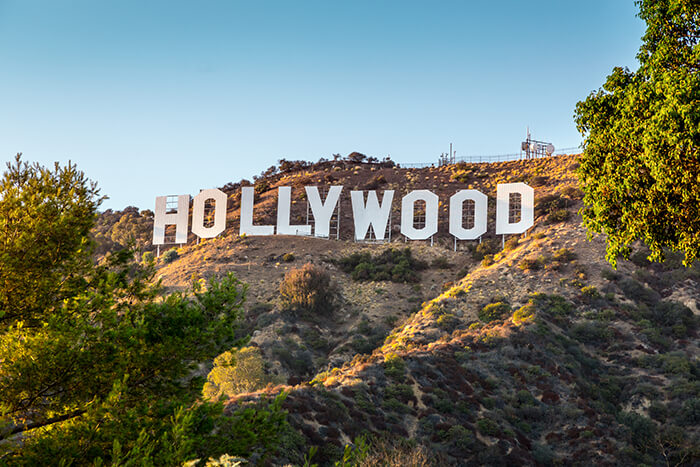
0, 1, 646, 210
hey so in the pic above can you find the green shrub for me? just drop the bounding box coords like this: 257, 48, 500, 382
436, 313, 459, 331
659, 353, 692, 376
384, 353, 406, 380
382, 397, 410, 414
513, 303, 536, 324
479, 302, 511, 323
473, 239, 499, 261
203, 346, 279, 400
448, 425, 474, 450
547, 209, 571, 223
630, 249, 651, 267
337, 248, 427, 283
476, 418, 499, 436
279, 263, 338, 314
553, 248, 576, 263
559, 185, 583, 200
581, 285, 601, 299
516, 390, 536, 406
529, 293, 574, 317
431, 256, 452, 269
161, 248, 179, 263
618, 412, 656, 449
503, 236, 520, 251
678, 398, 700, 426
571, 320, 612, 345
254, 180, 269, 194
385, 383, 413, 402
619, 278, 660, 306
601, 269, 621, 281
535, 193, 566, 217
518, 256, 543, 271
282, 252, 295, 262
141, 251, 154, 264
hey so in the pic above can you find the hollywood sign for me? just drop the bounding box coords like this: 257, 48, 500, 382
152, 183, 534, 245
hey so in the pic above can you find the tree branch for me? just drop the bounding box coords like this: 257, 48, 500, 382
0, 409, 86, 440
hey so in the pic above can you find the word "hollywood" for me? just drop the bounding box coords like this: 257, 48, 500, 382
152, 183, 534, 245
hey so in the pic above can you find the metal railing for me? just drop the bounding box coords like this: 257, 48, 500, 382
399, 147, 581, 169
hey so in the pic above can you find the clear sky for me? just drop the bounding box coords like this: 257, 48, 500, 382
0, 1, 646, 210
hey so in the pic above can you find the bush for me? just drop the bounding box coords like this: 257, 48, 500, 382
559, 185, 583, 200
436, 313, 459, 331
476, 418, 499, 436
530, 293, 573, 316
553, 248, 576, 263
282, 252, 295, 262
431, 256, 452, 269
141, 251, 154, 264
203, 346, 279, 400
448, 425, 474, 450
279, 263, 338, 314
472, 239, 499, 261
619, 278, 660, 306
518, 256, 543, 271
479, 302, 511, 323
162, 248, 179, 263
364, 173, 387, 190
503, 236, 520, 251
618, 412, 657, 449
254, 180, 270, 194
384, 353, 406, 380
580, 285, 601, 299
547, 209, 571, 223
571, 320, 612, 345
513, 303, 536, 325
535, 193, 566, 217
337, 248, 427, 283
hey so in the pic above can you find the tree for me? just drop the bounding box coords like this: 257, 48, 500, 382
346, 152, 367, 163
203, 346, 281, 401
574, 0, 700, 267
0, 155, 286, 464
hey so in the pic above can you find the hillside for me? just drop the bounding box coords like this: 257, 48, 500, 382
95, 154, 700, 466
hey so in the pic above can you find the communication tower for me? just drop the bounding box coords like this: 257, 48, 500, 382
521, 128, 555, 159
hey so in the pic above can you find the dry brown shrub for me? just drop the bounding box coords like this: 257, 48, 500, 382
360, 439, 436, 467
279, 262, 338, 314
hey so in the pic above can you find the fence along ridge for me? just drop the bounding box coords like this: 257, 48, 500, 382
400, 147, 582, 168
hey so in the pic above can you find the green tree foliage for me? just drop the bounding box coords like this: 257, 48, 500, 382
575, 0, 700, 267
92, 206, 154, 257
279, 263, 338, 314
203, 346, 280, 400
0, 155, 286, 464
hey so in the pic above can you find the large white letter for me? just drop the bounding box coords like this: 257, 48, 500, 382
191, 188, 227, 239
277, 186, 311, 235
240, 186, 274, 236
306, 186, 342, 238
153, 195, 190, 245
400, 190, 439, 240
449, 190, 488, 240
350, 190, 394, 241
496, 183, 534, 234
